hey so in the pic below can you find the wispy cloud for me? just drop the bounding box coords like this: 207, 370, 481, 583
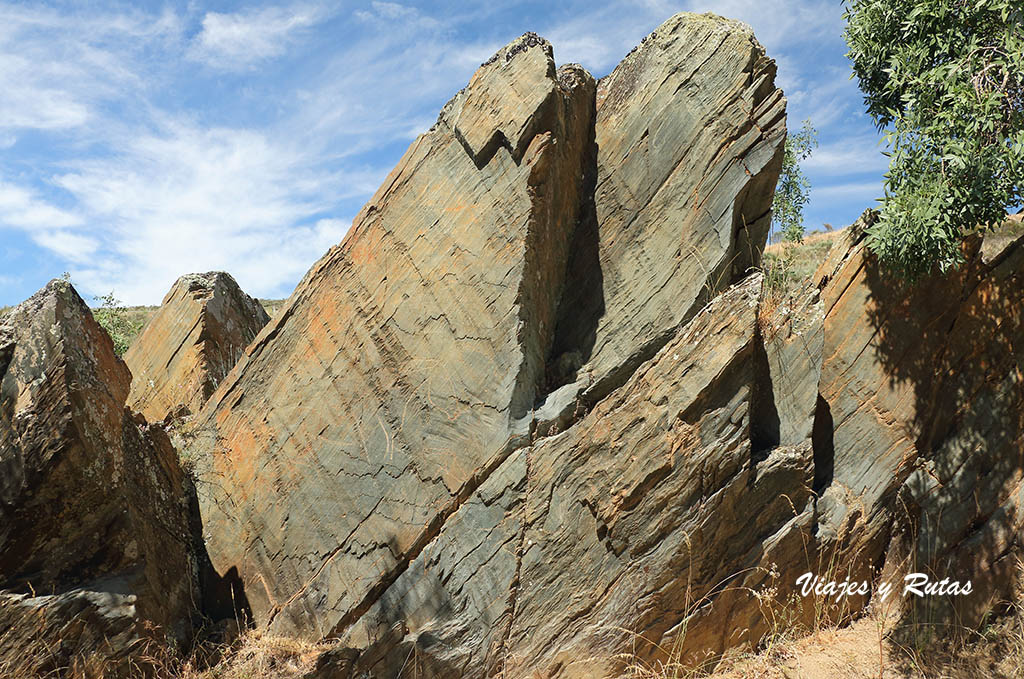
0, 0, 887, 306
0, 4, 180, 137
0, 181, 81, 229
189, 4, 332, 70
51, 121, 372, 303
803, 135, 890, 176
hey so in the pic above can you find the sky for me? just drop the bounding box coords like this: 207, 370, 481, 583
0, 0, 889, 307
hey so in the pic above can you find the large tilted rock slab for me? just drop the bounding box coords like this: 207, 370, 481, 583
547, 12, 786, 411
0, 280, 197, 674
339, 275, 815, 678
194, 12, 787, 652
196, 33, 596, 638
813, 214, 1024, 628
124, 271, 269, 423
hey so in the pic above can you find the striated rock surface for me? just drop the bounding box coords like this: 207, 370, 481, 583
548, 12, 786, 412
4, 11, 1020, 677
0, 280, 198, 674
124, 271, 269, 423
196, 32, 597, 638
812, 213, 1024, 628
340, 275, 818, 678
190, 12, 789, 663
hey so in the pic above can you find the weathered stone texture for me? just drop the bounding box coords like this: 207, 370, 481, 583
341, 276, 818, 678
813, 214, 1024, 628
550, 12, 786, 408
196, 32, 597, 639
0, 280, 197, 674
124, 271, 269, 423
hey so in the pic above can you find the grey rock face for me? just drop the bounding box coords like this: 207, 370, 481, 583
0, 280, 198, 674
195, 32, 598, 640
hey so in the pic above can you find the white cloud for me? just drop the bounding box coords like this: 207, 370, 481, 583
51, 122, 364, 304
0, 4, 181, 133
0, 181, 81, 229
189, 4, 331, 70
32, 230, 99, 263
803, 136, 889, 176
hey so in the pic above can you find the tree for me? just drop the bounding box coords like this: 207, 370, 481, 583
844, 0, 1024, 278
93, 292, 144, 357
772, 120, 819, 244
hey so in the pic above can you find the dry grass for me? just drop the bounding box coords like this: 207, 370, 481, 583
177, 629, 333, 679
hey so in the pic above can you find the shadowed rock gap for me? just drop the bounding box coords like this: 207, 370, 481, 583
544, 99, 601, 395
749, 325, 781, 464
811, 393, 835, 493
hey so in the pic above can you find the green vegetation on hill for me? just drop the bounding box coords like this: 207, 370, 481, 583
93, 293, 147, 357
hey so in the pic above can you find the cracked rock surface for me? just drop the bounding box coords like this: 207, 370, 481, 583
193, 12, 787, 653
195, 30, 597, 640
0, 281, 198, 675
124, 271, 269, 423
2, 10, 1023, 679
811, 212, 1024, 630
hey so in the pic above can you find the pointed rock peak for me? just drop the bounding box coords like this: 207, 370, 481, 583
171, 270, 240, 298
1, 279, 198, 670
440, 31, 569, 166
125, 271, 269, 422
1, 278, 130, 404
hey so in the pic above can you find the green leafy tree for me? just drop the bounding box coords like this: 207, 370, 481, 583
93, 292, 144, 357
844, 0, 1024, 277
772, 120, 819, 244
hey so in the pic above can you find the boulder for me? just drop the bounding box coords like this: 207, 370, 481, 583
812, 212, 1024, 629
196, 32, 597, 638
0, 280, 198, 675
124, 272, 269, 423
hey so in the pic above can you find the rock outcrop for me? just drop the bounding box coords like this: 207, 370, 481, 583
192, 10, 788, 673
196, 31, 598, 639
124, 272, 269, 423
811, 212, 1024, 628
0, 280, 198, 675
551, 12, 785, 410
341, 275, 819, 677
1, 10, 1021, 679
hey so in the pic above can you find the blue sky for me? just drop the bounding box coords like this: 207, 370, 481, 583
0, 0, 888, 306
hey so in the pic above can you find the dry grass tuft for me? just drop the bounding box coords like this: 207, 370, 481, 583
178, 629, 331, 679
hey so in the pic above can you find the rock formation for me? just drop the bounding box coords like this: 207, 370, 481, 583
195, 32, 597, 639
124, 272, 269, 423
2, 10, 1020, 679
811, 212, 1024, 629
0, 281, 197, 676
192, 12, 786, 660
552, 12, 785, 410
340, 274, 820, 677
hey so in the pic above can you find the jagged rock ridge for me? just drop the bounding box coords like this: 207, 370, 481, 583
196, 29, 599, 640
191, 10, 788, 676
